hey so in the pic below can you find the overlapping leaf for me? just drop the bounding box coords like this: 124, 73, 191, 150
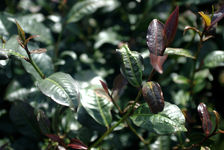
117, 44, 144, 88
131, 102, 187, 134
80, 87, 112, 128
37, 72, 80, 109
146, 19, 166, 56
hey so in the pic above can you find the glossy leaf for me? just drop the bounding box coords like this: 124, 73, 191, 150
10, 101, 41, 139
67, 0, 119, 23
197, 103, 212, 136
198, 11, 211, 27
142, 81, 165, 114
150, 53, 167, 74
68, 138, 88, 150
204, 51, 224, 68
0, 50, 8, 60
131, 102, 187, 134
164, 47, 195, 59
164, 6, 179, 46
117, 44, 144, 88
37, 72, 80, 108
80, 87, 113, 128
146, 19, 166, 56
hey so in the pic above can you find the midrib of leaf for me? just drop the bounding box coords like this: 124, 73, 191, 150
0, 49, 26, 59
96, 95, 109, 128
124, 47, 140, 86
132, 113, 182, 126
45, 78, 72, 105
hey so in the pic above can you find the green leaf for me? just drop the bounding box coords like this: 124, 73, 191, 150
117, 44, 144, 88
0, 48, 26, 60
9, 101, 41, 139
171, 73, 190, 85
204, 51, 224, 68
37, 72, 80, 108
15, 21, 26, 42
16, 15, 53, 44
80, 87, 113, 128
164, 47, 195, 59
131, 102, 187, 134
67, 0, 119, 23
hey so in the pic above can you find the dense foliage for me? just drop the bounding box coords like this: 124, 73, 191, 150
1, 0, 224, 150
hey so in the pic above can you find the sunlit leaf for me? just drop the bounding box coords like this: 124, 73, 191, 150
80, 87, 112, 128
204, 51, 224, 68
131, 102, 187, 134
117, 44, 144, 88
198, 11, 211, 27
67, 0, 119, 23
37, 72, 80, 108
146, 19, 166, 56
164, 47, 195, 59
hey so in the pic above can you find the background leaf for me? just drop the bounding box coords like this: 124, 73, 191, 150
164, 47, 195, 59
9, 101, 41, 139
67, 0, 119, 23
131, 102, 187, 134
37, 72, 80, 108
204, 51, 224, 68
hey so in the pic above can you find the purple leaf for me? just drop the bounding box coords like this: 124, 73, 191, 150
46, 134, 66, 147
197, 103, 212, 136
146, 19, 166, 56
68, 138, 88, 150
112, 74, 128, 100
164, 6, 179, 46
99, 80, 109, 95
209, 5, 224, 30
150, 53, 168, 74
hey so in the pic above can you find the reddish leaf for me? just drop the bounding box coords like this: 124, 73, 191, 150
15, 21, 26, 42
142, 81, 165, 114
30, 48, 47, 54
24, 35, 40, 45
94, 89, 111, 101
112, 74, 128, 100
68, 138, 88, 150
45, 134, 66, 147
99, 80, 109, 95
209, 6, 224, 30
150, 53, 168, 74
146, 19, 166, 56
164, 6, 179, 46
197, 103, 212, 136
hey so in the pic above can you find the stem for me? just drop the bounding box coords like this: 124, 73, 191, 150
25, 46, 45, 79
109, 93, 123, 114
126, 119, 148, 145
88, 90, 142, 149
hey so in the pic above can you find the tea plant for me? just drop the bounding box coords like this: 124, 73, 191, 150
1, 0, 224, 150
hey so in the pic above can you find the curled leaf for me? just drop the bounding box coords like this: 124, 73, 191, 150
198, 11, 211, 27
68, 138, 88, 150
197, 103, 212, 136
164, 6, 179, 46
146, 19, 166, 56
183, 26, 202, 36
15, 21, 26, 42
150, 53, 168, 74
117, 44, 144, 88
142, 81, 165, 114
30, 48, 47, 54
